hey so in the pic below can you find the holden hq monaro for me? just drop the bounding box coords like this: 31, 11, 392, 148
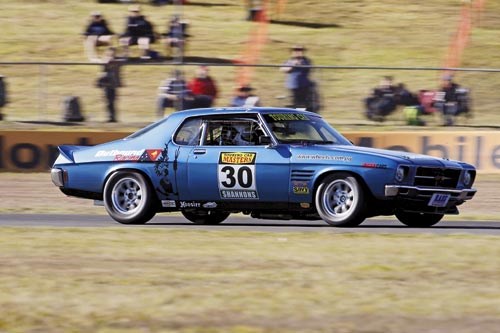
51, 107, 477, 227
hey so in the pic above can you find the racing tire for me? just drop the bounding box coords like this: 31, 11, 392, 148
315, 173, 366, 227
181, 210, 230, 225
104, 171, 157, 224
395, 211, 444, 227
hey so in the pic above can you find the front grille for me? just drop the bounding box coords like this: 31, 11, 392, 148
414, 167, 460, 188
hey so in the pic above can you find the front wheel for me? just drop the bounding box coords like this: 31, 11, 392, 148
104, 171, 157, 224
315, 173, 366, 227
395, 211, 444, 227
182, 210, 230, 225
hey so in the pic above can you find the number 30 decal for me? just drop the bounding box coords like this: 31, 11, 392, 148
218, 152, 258, 199
219, 165, 255, 190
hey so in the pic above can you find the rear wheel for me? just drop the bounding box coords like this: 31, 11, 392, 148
395, 211, 444, 227
182, 210, 230, 225
315, 173, 366, 227
104, 171, 157, 224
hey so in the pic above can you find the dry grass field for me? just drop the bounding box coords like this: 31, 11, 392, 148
0, 0, 500, 126
0, 227, 499, 333
1, 2, 499, 332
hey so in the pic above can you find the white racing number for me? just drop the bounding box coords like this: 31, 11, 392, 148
218, 152, 258, 199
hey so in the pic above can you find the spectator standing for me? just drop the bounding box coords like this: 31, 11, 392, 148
83, 11, 114, 62
280, 45, 313, 110
187, 66, 218, 106
97, 48, 122, 122
230, 84, 260, 107
119, 5, 156, 59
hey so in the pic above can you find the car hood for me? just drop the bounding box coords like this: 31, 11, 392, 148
291, 145, 462, 167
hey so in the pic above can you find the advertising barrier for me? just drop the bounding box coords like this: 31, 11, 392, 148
0, 130, 499, 172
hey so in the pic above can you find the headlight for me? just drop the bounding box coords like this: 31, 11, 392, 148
463, 170, 472, 186
395, 166, 407, 182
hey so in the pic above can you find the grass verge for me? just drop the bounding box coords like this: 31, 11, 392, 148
0, 227, 499, 333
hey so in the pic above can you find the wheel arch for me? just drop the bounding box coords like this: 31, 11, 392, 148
102, 167, 159, 203
311, 169, 375, 204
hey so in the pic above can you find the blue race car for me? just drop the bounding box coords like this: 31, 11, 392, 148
51, 107, 477, 227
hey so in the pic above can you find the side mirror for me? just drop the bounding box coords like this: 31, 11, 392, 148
258, 135, 272, 145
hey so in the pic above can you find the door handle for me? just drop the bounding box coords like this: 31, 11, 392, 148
193, 148, 206, 155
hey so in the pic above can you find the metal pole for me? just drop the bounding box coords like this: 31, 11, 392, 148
38, 64, 48, 121
174, 0, 183, 111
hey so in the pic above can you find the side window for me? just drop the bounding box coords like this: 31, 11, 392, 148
203, 119, 265, 146
174, 117, 202, 146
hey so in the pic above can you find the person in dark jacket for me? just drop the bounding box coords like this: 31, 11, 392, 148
434, 74, 468, 126
364, 76, 398, 120
97, 47, 122, 122
280, 45, 313, 109
83, 12, 114, 62
119, 5, 156, 59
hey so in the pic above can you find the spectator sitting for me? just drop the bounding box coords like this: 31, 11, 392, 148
230, 84, 261, 107
161, 15, 190, 58
364, 76, 398, 121
433, 74, 470, 126
83, 12, 114, 62
157, 70, 212, 118
187, 65, 218, 107
119, 5, 156, 59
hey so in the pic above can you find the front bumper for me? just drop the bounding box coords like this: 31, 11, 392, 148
384, 185, 477, 214
385, 185, 476, 200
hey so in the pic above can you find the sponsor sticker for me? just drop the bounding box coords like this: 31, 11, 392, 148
179, 201, 201, 209
268, 113, 310, 121
218, 152, 258, 200
141, 149, 163, 162
292, 181, 310, 195
161, 200, 176, 208
296, 154, 352, 162
202, 202, 218, 209
94, 149, 163, 162
362, 162, 388, 169
219, 152, 256, 165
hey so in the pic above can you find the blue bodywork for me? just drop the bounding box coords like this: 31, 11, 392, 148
51, 107, 477, 220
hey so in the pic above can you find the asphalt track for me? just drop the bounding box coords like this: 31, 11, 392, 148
0, 214, 499, 235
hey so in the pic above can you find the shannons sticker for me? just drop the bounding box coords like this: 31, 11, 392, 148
218, 152, 258, 200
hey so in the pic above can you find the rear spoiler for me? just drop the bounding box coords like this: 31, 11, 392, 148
58, 145, 87, 163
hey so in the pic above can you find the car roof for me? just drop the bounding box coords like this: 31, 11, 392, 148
167, 107, 320, 121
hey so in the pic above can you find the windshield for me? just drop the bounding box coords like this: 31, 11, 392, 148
263, 113, 351, 145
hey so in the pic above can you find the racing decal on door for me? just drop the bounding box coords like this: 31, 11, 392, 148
218, 152, 258, 199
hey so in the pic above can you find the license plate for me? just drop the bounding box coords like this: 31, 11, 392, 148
428, 193, 451, 207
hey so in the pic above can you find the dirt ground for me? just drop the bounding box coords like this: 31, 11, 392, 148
2, 173, 499, 220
